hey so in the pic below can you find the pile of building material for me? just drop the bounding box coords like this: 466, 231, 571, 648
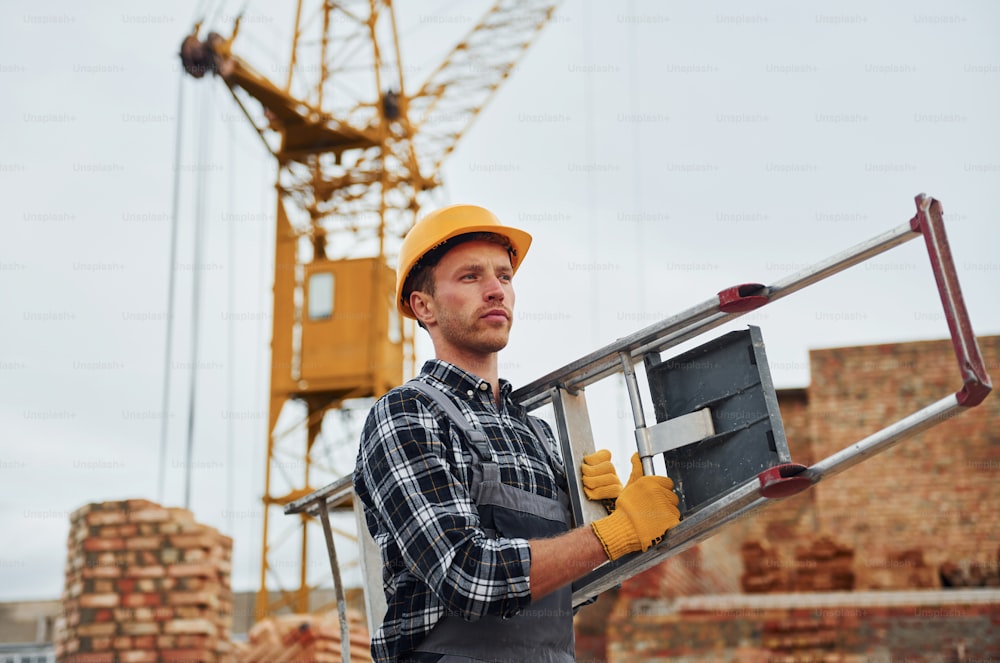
740, 540, 785, 593
56, 499, 234, 663
761, 616, 839, 657
939, 554, 1000, 588
741, 536, 856, 593
233, 612, 372, 663
865, 549, 936, 589
791, 536, 855, 591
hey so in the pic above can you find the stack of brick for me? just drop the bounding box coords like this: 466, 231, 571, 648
233, 613, 372, 663
939, 554, 1000, 588
740, 541, 785, 593
762, 617, 839, 657
57, 498, 234, 663
791, 536, 854, 591
865, 549, 937, 589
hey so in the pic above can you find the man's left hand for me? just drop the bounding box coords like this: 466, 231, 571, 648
581, 449, 623, 511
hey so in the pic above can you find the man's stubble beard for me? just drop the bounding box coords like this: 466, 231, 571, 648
437, 309, 511, 355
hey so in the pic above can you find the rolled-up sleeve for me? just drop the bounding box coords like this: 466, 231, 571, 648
356, 387, 533, 620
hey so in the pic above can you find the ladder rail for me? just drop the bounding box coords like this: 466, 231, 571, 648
513, 221, 921, 410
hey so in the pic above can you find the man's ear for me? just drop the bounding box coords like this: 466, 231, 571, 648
409, 290, 436, 327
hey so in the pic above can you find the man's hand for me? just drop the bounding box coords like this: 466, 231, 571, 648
581, 449, 623, 506
590, 455, 680, 561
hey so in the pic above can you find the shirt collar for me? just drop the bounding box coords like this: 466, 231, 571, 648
419, 358, 515, 402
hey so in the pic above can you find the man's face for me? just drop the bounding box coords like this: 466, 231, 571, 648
422, 239, 515, 356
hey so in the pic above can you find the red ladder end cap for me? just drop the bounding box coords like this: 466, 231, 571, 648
758, 463, 811, 499
718, 283, 769, 313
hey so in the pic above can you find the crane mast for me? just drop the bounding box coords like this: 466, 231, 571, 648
180, 0, 562, 619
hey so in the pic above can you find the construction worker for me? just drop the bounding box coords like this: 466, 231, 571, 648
353, 204, 681, 662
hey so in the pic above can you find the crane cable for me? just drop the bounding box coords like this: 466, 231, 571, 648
192, 0, 219, 26
159, 0, 223, 508
183, 84, 214, 510
583, 0, 598, 349
225, 97, 237, 535
158, 72, 186, 505
627, 0, 644, 311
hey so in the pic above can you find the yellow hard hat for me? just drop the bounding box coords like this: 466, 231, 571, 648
395, 204, 532, 319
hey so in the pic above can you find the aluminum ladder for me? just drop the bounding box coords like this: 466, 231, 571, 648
286, 193, 992, 656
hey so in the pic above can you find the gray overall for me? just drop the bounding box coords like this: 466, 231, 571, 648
405, 380, 576, 663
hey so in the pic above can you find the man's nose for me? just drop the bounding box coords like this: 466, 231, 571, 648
484, 274, 506, 300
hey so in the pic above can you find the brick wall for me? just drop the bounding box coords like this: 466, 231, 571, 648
808, 336, 999, 586
606, 591, 1000, 662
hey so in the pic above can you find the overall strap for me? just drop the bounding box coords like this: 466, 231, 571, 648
405, 379, 493, 463
525, 416, 563, 472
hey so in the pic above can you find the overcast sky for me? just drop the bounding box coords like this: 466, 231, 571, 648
2, 0, 998, 602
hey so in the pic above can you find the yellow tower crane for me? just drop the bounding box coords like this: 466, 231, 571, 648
179, 0, 563, 619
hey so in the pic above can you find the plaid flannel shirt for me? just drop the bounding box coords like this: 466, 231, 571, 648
353, 359, 568, 662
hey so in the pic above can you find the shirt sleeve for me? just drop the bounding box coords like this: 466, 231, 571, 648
356, 387, 533, 620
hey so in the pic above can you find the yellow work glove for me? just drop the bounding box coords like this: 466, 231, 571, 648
581, 449, 624, 510
591, 454, 680, 561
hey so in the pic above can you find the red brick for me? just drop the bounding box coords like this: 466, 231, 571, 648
115, 606, 153, 622
127, 507, 172, 523
120, 622, 160, 636
167, 507, 196, 523
117, 523, 138, 537
125, 565, 166, 578
162, 618, 215, 635
85, 511, 126, 526
166, 591, 218, 608
89, 636, 112, 651
125, 498, 161, 512
92, 609, 114, 623
82, 537, 125, 552
156, 634, 177, 649
174, 634, 210, 648
81, 563, 121, 579
167, 562, 218, 578
170, 533, 217, 549
75, 622, 116, 637
183, 548, 207, 562
121, 593, 162, 608
79, 593, 119, 609
138, 550, 159, 565
153, 606, 176, 621
125, 535, 163, 550
133, 635, 156, 649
